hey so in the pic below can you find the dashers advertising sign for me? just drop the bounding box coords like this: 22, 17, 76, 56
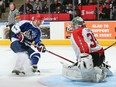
64, 21, 116, 40
86, 21, 116, 39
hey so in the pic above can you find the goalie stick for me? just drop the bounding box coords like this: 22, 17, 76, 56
104, 42, 116, 50
24, 41, 75, 63
46, 50, 75, 63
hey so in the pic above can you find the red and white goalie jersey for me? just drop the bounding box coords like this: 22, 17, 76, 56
70, 26, 104, 58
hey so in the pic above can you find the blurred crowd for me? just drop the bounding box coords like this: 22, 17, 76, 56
0, 0, 116, 20
0, 0, 13, 18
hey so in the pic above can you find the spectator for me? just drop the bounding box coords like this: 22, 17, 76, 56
29, 0, 35, 7
56, 4, 64, 13
99, 0, 105, 6
7, 2, 20, 40
94, 4, 104, 20
50, 0, 62, 13
65, 3, 74, 20
59, 0, 64, 3
5, 0, 12, 7
25, 5, 33, 14
62, 0, 72, 5
19, 0, 33, 14
62, 0, 78, 6
87, 0, 97, 5
40, 0, 47, 9
99, 4, 110, 20
112, 6, 116, 19
0, 0, 5, 18
80, 0, 88, 5
33, 0, 42, 13
112, 0, 116, 7
42, 0, 50, 13
0, 0, 2, 18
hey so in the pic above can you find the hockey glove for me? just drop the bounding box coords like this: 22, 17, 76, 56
37, 43, 46, 53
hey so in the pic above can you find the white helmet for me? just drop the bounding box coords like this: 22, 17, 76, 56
78, 53, 93, 70
72, 16, 85, 28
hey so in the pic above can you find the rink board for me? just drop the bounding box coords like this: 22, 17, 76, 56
0, 39, 116, 46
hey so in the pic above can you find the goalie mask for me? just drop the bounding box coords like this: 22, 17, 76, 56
72, 16, 85, 29
78, 53, 93, 70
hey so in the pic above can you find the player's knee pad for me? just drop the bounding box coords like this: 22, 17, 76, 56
30, 52, 41, 65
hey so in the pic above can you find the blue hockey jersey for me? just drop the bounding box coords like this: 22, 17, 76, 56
11, 20, 42, 45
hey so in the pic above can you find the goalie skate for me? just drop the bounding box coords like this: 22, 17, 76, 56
101, 61, 113, 76
12, 70, 25, 76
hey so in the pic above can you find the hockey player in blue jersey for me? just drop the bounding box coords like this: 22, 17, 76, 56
10, 16, 46, 75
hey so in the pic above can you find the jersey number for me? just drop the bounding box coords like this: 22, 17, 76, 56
87, 33, 97, 48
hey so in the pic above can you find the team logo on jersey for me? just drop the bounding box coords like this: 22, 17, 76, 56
23, 30, 37, 40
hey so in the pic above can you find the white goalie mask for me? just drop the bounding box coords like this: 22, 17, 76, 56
78, 53, 93, 70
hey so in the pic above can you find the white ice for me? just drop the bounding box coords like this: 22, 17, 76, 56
0, 45, 116, 87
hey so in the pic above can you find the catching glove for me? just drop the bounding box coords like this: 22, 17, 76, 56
37, 43, 46, 53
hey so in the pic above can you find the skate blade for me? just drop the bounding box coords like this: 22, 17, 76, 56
34, 70, 40, 75
19, 72, 25, 76
12, 72, 25, 76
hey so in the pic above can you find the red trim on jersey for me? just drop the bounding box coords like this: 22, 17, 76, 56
93, 48, 104, 54
72, 27, 89, 54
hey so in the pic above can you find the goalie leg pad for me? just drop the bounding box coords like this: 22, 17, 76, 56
79, 67, 107, 82
62, 63, 107, 82
62, 63, 82, 81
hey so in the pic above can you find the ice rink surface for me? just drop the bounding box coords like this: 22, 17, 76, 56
0, 45, 116, 87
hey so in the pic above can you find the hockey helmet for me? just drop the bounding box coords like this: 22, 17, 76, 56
78, 53, 93, 70
72, 16, 85, 28
32, 16, 44, 27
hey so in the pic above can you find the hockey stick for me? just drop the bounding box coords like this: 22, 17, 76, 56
46, 50, 75, 64
104, 42, 116, 50
25, 41, 75, 64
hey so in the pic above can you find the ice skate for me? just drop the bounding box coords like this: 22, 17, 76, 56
12, 70, 25, 76
31, 65, 40, 74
